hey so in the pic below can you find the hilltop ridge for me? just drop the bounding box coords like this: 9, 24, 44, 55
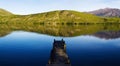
0, 8, 13, 16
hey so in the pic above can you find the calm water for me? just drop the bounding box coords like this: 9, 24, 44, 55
0, 31, 120, 66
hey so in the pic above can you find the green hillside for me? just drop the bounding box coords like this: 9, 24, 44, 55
26, 10, 103, 22
14, 10, 104, 24
0, 8, 13, 16
0, 9, 120, 24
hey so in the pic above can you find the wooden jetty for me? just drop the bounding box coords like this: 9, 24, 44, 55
46, 39, 71, 66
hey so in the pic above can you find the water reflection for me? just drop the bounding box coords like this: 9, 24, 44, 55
0, 24, 120, 37
0, 24, 120, 66
47, 39, 71, 66
93, 31, 120, 39
0, 31, 120, 66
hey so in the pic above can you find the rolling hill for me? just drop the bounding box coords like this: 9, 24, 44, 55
0, 9, 120, 24
18, 10, 104, 23
0, 10, 104, 24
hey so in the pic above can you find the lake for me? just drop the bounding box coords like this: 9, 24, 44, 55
0, 24, 120, 66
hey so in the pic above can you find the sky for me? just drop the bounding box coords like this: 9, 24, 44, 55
0, 0, 120, 15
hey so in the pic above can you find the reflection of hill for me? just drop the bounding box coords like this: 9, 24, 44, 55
0, 24, 12, 37
0, 24, 120, 37
93, 31, 120, 39
0, 30, 11, 37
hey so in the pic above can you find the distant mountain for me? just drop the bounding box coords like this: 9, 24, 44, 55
0, 8, 13, 16
89, 8, 120, 17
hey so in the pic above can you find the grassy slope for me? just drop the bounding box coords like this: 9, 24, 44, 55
0, 10, 120, 24
0, 10, 104, 23
0, 9, 13, 16
19, 10, 104, 23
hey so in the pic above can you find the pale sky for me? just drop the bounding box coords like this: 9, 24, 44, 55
0, 0, 120, 15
